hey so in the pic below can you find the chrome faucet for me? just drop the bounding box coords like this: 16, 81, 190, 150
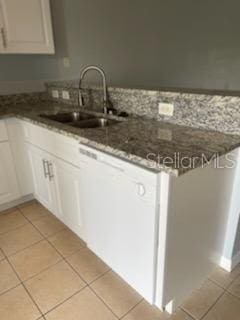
78, 65, 109, 114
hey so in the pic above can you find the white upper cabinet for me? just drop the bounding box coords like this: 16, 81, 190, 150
0, 0, 54, 54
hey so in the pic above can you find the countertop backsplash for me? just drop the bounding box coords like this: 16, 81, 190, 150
46, 80, 240, 136
2, 80, 240, 136
0, 91, 48, 107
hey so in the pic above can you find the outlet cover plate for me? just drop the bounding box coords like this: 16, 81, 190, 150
158, 102, 174, 116
62, 90, 70, 100
63, 57, 70, 68
52, 90, 59, 99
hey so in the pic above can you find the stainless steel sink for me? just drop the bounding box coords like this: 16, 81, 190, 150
40, 111, 96, 123
40, 112, 121, 129
70, 118, 120, 129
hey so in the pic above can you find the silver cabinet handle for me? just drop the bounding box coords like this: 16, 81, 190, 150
47, 162, 54, 181
1, 28, 7, 48
42, 159, 49, 178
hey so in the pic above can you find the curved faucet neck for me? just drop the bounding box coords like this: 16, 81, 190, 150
78, 65, 107, 108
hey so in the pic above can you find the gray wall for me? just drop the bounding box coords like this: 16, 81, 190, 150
1, 0, 240, 91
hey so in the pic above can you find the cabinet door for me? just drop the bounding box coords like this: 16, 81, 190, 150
6, 119, 33, 196
82, 161, 157, 303
0, 142, 20, 205
53, 158, 85, 240
27, 145, 55, 212
0, 0, 54, 54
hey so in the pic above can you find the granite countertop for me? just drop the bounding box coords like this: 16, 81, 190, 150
1, 101, 240, 176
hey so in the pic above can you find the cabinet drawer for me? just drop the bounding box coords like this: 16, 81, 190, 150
21, 120, 84, 168
0, 120, 8, 142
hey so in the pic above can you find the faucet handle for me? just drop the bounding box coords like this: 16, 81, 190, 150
103, 100, 116, 115
103, 104, 108, 115
79, 90, 84, 107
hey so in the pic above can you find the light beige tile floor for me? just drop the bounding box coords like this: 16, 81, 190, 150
31, 215, 66, 238
0, 259, 20, 295
19, 201, 51, 222
25, 261, 86, 313
181, 279, 224, 319
66, 246, 110, 283
0, 224, 43, 257
0, 202, 240, 320
9, 240, 62, 281
0, 209, 28, 235
48, 228, 85, 257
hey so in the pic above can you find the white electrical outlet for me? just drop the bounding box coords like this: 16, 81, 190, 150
158, 102, 174, 116
62, 90, 70, 100
52, 90, 59, 99
63, 57, 70, 68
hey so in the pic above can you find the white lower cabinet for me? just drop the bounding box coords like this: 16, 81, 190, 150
3, 119, 237, 314
28, 144, 56, 213
23, 121, 158, 304
53, 158, 85, 240
6, 118, 33, 196
0, 142, 20, 205
81, 153, 158, 303
27, 143, 85, 240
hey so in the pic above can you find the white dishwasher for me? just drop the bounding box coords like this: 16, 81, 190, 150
80, 146, 159, 303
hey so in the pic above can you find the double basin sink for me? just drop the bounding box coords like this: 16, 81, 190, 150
40, 111, 120, 129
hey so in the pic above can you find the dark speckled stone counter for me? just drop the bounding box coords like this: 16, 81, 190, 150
1, 101, 240, 176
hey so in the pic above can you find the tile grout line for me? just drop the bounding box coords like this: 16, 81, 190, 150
21, 210, 87, 283
206, 277, 228, 290
208, 275, 240, 293
42, 285, 87, 317
12, 204, 165, 319
52, 241, 122, 319
0, 210, 78, 318
0, 220, 30, 237
10, 203, 233, 320
14, 258, 64, 283
179, 306, 201, 320
87, 268, 112, 286
43, 231, 121, 319
0, 206, 48, 258
4, 243, 43, 314
0, 205, 47, 238
19, 204, 113, 287
18, 205, 121, 318
0, 210, 67, 285
180, 276, 240, 320
17, 205, 67, 236
2, 238, 44, 259
198, 288, 226, 320
225, 290, 240, 301
0, 206, 20, 216
22, 281, 45, 318
119, 298, 144, 320
0, 282, 22, 298
88, 285, 121, 319
4, 254, 44, 318
6, 204, 240, 319
2, 258, 87, 318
